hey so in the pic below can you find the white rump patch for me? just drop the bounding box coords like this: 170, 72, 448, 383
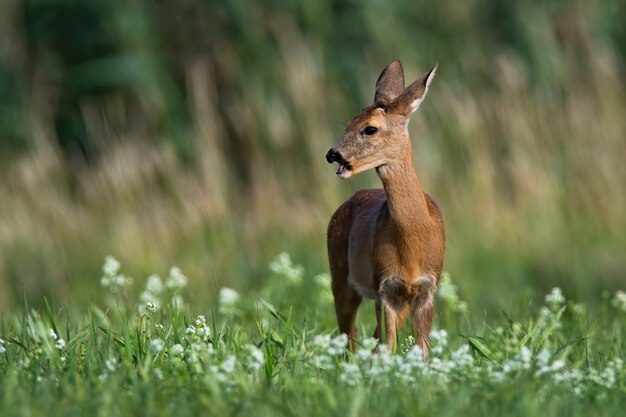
413, 274, 436, 307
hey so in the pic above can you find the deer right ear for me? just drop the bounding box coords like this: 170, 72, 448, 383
374, 60, 405, 107
391, 63, 438, 117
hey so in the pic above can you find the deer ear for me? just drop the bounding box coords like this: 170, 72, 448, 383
374, 60, 405, 107
392, 63, 438, 116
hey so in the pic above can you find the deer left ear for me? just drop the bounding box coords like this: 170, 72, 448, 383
374, 60, 405, 107
392, 63, 438, 116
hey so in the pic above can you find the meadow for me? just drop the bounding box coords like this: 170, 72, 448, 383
0, 0, 625, 414
0, 255, 625, 416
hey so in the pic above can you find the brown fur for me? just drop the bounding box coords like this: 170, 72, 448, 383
326, 61, 445, 355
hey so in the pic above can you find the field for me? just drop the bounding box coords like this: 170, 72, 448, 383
0, 255, 625, 416
1, 0, 626, 415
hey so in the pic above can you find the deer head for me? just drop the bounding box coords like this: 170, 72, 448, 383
326, 60, 438, 178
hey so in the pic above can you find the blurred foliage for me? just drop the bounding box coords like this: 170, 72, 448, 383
0, 0, 625, 313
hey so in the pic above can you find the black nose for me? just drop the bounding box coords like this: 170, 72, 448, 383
326, 148, 342, 164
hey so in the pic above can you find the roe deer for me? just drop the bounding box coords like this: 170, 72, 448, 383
325, 60, 445, 355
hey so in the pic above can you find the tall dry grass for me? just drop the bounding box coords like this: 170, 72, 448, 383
0, 0, 624, 312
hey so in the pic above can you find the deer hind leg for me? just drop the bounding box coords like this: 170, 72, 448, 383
373, 300, 382, 342
382, 303, 409, 353
332, 281, 362, 351
410, 276, 437, 357
379, 277, 411, 353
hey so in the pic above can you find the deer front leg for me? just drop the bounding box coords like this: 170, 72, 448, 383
332, 281, 362, 351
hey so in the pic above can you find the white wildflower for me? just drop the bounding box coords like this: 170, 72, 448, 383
269, 253, 304, 284
146, 274, 164, 294
550, 359, 566, 372
596, 366, 617, 388
519, 346, 532, 369
429, 356, 455, 382
396, 345, 426, 382
339, 362, 362, 386
437, 272, 468, 313
144, 302, 157, 315
545, 287, 565, 309
243, 345, 265, 372
170, 344, 184, 356
553, 368, 582, 385
314, 273, 333, 302
312, 335, 331, 349
313, 334, 347, 356
166, 267, 187, 290
102, 256, 121, 277
537, 348, 551, 367
360, 337, 378, 352
573, 303, 586, 316
489, 364, 506, 383
186, 315, 211, 341
450, 344, 474, 369
100, 256, 132, 291
354, 347, 373, 363
538, 306, 552, 326
501, 359, 516, 375
150, 338, 165, 353
153, 368, 164, 380
311, 334, 347, 370
536, 349, 557, 376
405, 345, 425, 367
139, 275, 165, 310
429, 329, 448, 357
218, 288, 240, 315
330, 334, 348, 355
221, 355, 237, 374
48, 328, 58, 340
611, 290, 626, 312
55, 338, 66, 350
366, 345, 394, 380
105, 358, 117, 372
314, 273, 331, 288
0, 338, 6, 354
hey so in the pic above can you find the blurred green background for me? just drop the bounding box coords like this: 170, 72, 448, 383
0, 0, 624, 314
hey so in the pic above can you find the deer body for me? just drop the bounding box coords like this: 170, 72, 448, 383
326, 61, 445, 355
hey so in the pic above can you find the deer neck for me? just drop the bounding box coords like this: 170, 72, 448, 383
376, 150, 431, 248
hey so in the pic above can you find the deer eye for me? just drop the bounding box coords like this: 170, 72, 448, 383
362, 126, 378, 136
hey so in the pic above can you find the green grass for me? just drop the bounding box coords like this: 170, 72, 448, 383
1, 255, 624, 417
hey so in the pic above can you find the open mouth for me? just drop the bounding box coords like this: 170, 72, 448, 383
335, 162, 350, 176
326, 149, 352, 177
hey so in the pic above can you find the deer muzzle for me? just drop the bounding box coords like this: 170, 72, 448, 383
325, 148, 352, 177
